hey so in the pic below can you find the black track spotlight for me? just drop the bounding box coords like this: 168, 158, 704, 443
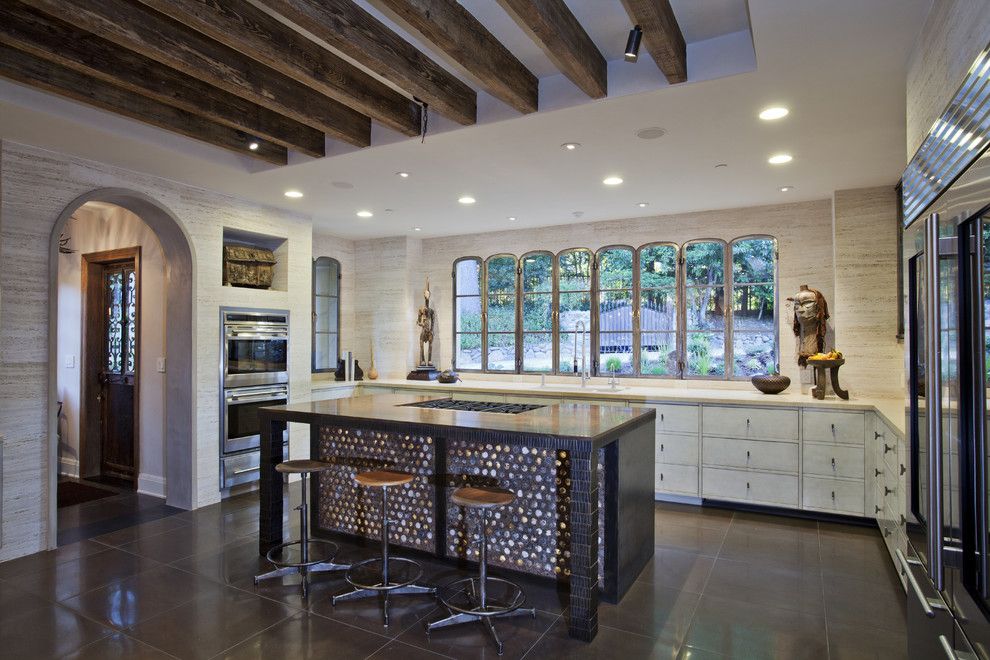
625, 25, 642, 62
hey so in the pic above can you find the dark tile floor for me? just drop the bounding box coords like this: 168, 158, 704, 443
57, 481, 184, 547
0, 491, 908, 659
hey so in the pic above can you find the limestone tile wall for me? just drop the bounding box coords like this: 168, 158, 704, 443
906, 0, 990, 159
832, 187, 903, 398
0, 141, 312, 560
416, 200, 836, 388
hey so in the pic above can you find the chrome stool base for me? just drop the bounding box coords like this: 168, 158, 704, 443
331, 483, 435, 628
427, 576, 535, 655
254, 470, 348, 598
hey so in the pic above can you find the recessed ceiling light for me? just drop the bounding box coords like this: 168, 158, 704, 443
413, 227, 421, 231
636, 127, 666, 140
637, 202, 649, 208
284, 190, 303, 198
248, 140, 260, 151
603, 176, 623, 186
458, 196, 476, 205
759, 106, 790, 121
508, 216, 517, 221
396, 171, 410, 178
561, 142, 581, 151
356, 210, 373, 218
768, 153, 793, 164
779, 185, 794, 192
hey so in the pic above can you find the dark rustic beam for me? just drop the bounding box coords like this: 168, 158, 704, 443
0, 2, 325, 158
135, 0, 421, 137
0, 43, 288, 165
497, 0, 606, 99
620, 0, 686, 84
261, 0, 476, 126
370, 0, 537, 114
20, 0, 372, 147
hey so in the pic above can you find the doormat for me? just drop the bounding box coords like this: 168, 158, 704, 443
57, 480, 118, 508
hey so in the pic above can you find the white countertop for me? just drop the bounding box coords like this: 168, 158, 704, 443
318, 376, 907, 435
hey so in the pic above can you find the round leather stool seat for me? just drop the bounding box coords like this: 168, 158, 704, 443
451, 486, 514, 508
355, 470, 414, 487
275, 459, 334, 474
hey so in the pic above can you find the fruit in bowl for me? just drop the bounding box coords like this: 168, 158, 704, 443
808, 350, 843, 361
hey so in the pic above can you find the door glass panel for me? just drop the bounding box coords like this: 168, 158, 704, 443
939, 228, 960, 555
106, 270, 124, 374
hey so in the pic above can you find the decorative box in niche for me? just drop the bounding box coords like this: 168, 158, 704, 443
223, 245, 277, 289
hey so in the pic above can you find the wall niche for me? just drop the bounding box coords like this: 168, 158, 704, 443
222, 227, 288, 291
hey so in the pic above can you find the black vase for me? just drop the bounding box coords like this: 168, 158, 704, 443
334, 359, 364, 381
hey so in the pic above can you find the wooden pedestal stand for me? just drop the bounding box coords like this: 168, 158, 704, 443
809, 358, 849, 400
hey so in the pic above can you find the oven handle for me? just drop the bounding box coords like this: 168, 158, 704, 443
226, 392, 287, 403
226, 332, 288, 340
232, 466, 261, 476
896, 548, 946, 618
925, 212, 945, 591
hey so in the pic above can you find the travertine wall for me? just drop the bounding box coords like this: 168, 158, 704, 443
832, 187, 903, 398
906, 0, 990, 159
0, 141, 312, 560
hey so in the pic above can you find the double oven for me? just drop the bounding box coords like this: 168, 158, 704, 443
220, 309, 288, 489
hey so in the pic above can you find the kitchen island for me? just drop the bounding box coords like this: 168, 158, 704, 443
258, 393, 656, 641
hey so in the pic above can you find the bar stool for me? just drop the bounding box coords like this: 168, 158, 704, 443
427, 486, 536, 655
332, 470, 436, 627
254, 459, 349, 597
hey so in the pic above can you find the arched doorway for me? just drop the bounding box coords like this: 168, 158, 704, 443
47, 188, 195, 544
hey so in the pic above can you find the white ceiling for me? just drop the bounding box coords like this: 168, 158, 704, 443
0, 0, 930, 240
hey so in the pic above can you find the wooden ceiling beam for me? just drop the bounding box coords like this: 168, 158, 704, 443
620, 0, 687, 84
19, 0, 372, 147
370, 0, 538, 114
135, 0, 421, 137
0, 2, 326, 158
261, 0, 477, 126
496, 0, 606, 99
0, 43, 288, 165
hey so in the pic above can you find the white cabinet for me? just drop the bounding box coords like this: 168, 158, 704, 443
655, 464, 699, 496
702, 437, 799, 473
656, 434, 699, 466
702, 467, 799, 507
803, 444, 865, 479
648, 403, 699, 435
802, 476, 865, 515
311, 385, 356, 401
803, 410, 866, 444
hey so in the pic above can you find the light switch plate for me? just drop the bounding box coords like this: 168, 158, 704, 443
156, 357, 166, 373
64, 355, 75, 369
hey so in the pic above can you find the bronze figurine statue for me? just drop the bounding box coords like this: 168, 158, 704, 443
408, 277, 440, 380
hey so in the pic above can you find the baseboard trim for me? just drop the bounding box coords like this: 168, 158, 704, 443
59, 456, 80, 478
655, 493, 702, 505
137, 473, 166, 498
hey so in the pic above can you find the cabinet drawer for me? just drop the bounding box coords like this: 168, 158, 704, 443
647, 403, 699, 434
702, 406, 798, 440
655, 464, 699, 496
803, 444, 864, 479
701, 467, 798, 506
803, 410, 865, 444
803, 476, 864, 515
656, 433, 699, 466
702, 437, 799, 473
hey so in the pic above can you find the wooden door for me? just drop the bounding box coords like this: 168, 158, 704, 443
81, 248, 140, 485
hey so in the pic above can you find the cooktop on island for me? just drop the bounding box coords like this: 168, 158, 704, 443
401, 398, 545, 414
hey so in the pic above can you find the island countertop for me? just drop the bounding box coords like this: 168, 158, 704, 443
267, 392, 657, 449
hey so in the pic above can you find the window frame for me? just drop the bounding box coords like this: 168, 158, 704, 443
520, 249, 556, 374
634, 241, 680, 379
728, 234, 780, 380
680, 238, 730, 380
555, 247, 595, 376
451, 255, 484, 373
311, 255, 341, 374
483, 253, 520, 372
594, 244, 636, 377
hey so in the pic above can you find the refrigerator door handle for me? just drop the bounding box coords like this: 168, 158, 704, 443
925, 212, 945, 591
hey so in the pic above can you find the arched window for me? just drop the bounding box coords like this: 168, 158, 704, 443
485, 254, 518, 371
557, 248, 593, 374
638, 243, 678, 377
597, 246, 634, 375
453, 257, 482, 371
683, 240, 727, 377
521, 251, 554, 372
730, 236, 778, 377
312, 256, 340, 372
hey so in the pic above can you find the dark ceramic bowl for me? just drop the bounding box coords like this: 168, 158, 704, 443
751, 373, 791, 394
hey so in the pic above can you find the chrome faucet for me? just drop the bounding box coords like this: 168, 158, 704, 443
573, 321, 589, 387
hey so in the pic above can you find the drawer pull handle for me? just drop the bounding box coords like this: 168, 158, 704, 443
896, 549, 945, 618
660, 413, 664, 422
660, 473, 664, 481
831, 490, 835, 500
831, 423, 836, 434
232, 466, 260, 476
746, 482, 750, 489
900, 514, 907, 526
885, 486, 895, 496
875, 468, 883, 477
660, 443, 664, 452
884, 527, 892, 537
875, 430, 884, 440
875, 505, 882, 514
746, 418, 751, 427
746, 450, 750, 460
900, 464, 906, 475
884, 443, 894, 454
831, 457, 836, 470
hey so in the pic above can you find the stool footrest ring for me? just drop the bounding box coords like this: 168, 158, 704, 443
265, 539, 341, 569
436, 576, 526, 617
345, 556, 425, 592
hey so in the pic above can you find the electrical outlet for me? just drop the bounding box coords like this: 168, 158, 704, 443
156, 357, 166, 373
64, 355, 75, 369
